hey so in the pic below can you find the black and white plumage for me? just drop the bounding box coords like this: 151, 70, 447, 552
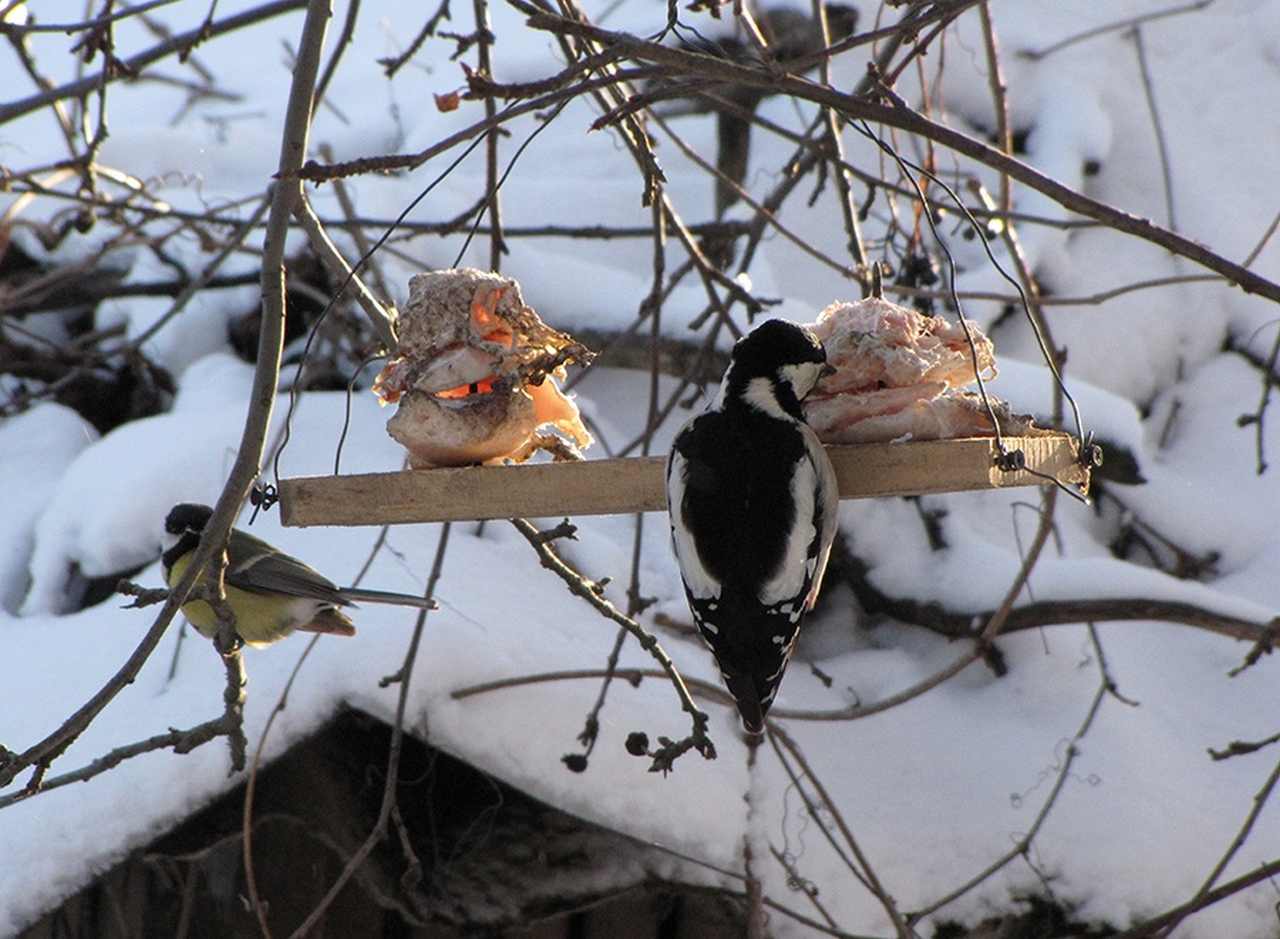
666, 319, 839, 735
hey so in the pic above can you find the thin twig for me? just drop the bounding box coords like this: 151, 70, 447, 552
242, 638, 319, 938
769, 725, 912, 938
649, 109, 858, 280
508, 518, 715, 772
380, 0, 451, 77
572, 199, 669, 760
130, 192, 273, 351
1129, 25, 1177, 232
1236, 324, 1280, 475
0, 0, 309, 124
513, 9, 1280, 304
907, 624, 1122, 923
769, 845, 841, 932
293, 190, 398, 349
1161, 754, 1280, 935
1106, 856, 1280, 939
472, 0, 504, 270
811, 0, 868, 289
312, 0, 359, 114
1209, 732, 1280, 762
1020, 0, 1215, 61
286, 524, 449, 938
0, 0, 180, 35
0, 684, 239, 809
242, 525, 394, 934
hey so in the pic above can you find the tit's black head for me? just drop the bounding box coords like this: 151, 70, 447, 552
165, 503, 213, 537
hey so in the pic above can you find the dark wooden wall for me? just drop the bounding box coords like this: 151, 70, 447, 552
17, 711, 745, 939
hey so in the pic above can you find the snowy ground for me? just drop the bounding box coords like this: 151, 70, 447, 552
3, 1, 1280, 936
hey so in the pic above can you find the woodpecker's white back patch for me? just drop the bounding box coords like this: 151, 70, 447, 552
800, 422, 838, 610
666, 449, 721, 600
758, 454, 817, 606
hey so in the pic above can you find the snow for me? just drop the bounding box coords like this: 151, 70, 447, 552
3, 1, 1280, 937
0, 404, 97, 614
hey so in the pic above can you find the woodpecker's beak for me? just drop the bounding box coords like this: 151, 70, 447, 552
820, 363, 837, 378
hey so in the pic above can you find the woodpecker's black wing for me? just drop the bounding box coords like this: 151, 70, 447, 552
667, 409, 837, 733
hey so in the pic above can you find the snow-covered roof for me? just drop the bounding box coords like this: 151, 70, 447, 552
3, 2, 1280, 936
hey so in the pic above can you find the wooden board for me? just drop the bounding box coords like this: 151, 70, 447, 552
280, 434, 1088, 527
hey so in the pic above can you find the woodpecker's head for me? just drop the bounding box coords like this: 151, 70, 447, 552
720, 319, 832, 419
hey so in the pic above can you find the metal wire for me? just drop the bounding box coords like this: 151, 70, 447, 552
269, 111, 516, 492
853, 119, 1089, 453
452, 98, 572, 268
853, 119, 1093, 504
853, 120, 1011, 453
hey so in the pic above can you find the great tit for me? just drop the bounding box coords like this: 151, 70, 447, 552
666, 320, 838, 734
161, 502, 436, 647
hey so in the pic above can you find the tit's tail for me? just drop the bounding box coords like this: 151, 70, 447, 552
335, 587, 439, 610
297, 606, 356, 637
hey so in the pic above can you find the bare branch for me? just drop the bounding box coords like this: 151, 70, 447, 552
293, 190, 398, 350
515, 8, 1280, 305
0, 0, 182, 36
0, 0, 309, 124
1020, 0, 1215, 61
509, 517, 715, 772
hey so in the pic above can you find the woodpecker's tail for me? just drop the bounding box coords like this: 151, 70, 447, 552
723, 671, 767, 736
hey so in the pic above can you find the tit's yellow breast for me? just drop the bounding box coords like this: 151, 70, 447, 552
166, 551, 313, 647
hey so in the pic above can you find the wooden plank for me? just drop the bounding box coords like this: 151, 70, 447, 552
280, 434, 1088, 528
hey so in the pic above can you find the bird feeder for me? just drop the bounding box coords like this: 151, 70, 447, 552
279, 434, 1090, 528
276, 270, 1091, 529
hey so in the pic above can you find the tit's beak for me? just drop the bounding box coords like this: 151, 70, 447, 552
820, 363, 837, 378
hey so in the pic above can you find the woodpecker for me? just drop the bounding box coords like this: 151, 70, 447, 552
666, 319, 839, 734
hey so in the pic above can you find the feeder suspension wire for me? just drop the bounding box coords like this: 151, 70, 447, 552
853, 119, 1088, 452
269, 102, 525, 495
853, 120, 1091, 503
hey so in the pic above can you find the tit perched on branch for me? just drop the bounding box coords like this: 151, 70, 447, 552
161, 503, 436, 647
659, 5, 859, 218
666, 320, 839, 734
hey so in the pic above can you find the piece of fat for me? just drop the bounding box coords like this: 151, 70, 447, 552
387, 382, 537, 468
375, 269, 594, 466
806, 390, 1035, 444
528, 379, 593, 451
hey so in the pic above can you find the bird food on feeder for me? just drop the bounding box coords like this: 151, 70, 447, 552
803, 296, 1035, 445
279, 281, 1090, 528
372, 268, 594, 468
